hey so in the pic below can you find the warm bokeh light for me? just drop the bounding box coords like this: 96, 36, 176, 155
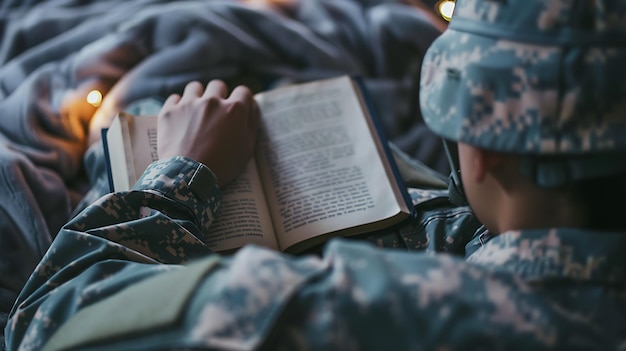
438, 0, 455, 22
86, 90, 103, 107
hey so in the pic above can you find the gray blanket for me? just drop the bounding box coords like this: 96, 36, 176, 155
0, 0, 447, 345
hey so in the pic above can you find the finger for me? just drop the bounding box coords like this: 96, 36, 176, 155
229, 86, 258, 129
203, 80, 228, 99
228, 85, 254, 104
162, 93, 181, 108
181, 81, 204, 102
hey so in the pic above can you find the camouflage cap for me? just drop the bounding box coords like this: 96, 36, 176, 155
420, 0, 626, 156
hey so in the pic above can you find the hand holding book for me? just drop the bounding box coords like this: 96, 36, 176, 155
157, 80, 260, 188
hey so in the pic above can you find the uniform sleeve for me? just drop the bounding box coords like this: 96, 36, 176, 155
5, 157, 485, 351
4, 156, 223, 350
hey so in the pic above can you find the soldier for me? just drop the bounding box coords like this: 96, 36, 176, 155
5, 0, 626, 350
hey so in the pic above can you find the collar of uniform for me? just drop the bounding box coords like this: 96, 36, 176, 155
465, 228, 626, 284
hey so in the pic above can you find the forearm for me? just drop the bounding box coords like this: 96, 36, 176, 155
5, 157, 483, 350
5, 156, 221, 350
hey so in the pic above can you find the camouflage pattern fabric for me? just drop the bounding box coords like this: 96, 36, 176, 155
6, 157, 626, 350
420, 0, 626, 155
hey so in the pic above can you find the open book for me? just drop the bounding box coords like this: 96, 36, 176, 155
103, 75, 415, 254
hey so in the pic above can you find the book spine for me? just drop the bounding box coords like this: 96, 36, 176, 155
101, 128, 115, 193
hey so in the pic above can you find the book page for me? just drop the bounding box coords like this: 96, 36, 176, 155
255, 76, 407, 252
107, 113, 159, 191
204, 159, 279, 252
128, 114, 159, 183
105, 114, 132, 191
106, 113, 279, 253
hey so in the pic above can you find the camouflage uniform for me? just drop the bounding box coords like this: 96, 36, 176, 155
6, 0, 626, 350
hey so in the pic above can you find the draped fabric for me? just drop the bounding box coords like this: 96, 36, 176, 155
0, 0, 447, 345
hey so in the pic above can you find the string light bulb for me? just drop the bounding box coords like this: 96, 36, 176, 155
437, 0, 455, 22
86, 90, 103, 107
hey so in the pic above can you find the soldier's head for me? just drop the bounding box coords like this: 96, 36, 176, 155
419, 0, 626, 233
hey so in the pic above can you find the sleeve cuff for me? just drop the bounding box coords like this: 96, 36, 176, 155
132, 156, 222, 230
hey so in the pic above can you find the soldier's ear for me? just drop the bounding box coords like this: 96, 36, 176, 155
470, 147, 506, 184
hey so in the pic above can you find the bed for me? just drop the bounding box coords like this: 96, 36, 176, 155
0, 0, 449, 346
